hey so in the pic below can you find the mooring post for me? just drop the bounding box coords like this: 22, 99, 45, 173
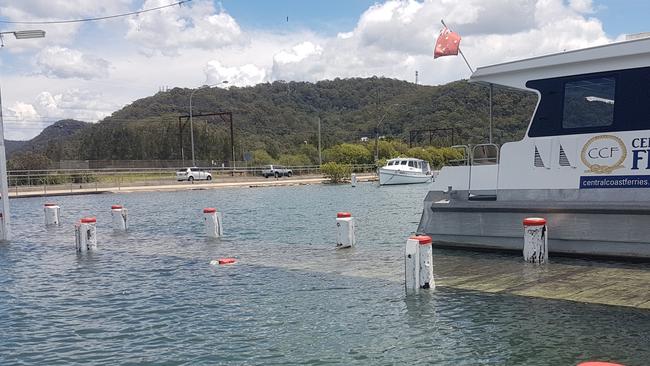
203, 207, 222, 238
336, 212, 355, 248
405, 235, 435, 292
44, 203, 60, 226
111, 205, 128, 231
523, 217, 548, 264
75, 217, 97, 252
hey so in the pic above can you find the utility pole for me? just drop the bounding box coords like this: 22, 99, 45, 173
318, 116, 322, 166
0, 29, 46, 241
489, 83, 493, 144
375, 88, 380, 162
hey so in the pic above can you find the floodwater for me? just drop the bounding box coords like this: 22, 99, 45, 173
0, 182, 648, 365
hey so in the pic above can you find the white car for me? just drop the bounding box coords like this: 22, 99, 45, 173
176, 167, 212, 182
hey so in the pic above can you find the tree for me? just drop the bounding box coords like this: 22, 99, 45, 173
278, 153, 311, 166
321, 162, 352, 183
323, 143, 372, 164
251, 149, 273, 165
8, 151, 51, 170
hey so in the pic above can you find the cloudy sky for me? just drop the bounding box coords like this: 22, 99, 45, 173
0, 0, 647, 140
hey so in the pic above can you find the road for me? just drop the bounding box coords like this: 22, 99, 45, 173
9, 174, 378, 198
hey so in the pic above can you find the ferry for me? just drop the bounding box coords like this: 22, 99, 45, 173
417, 36, 650, 259
379, 157, 433, 185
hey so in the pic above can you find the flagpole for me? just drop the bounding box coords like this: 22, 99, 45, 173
440, 19, 474, 74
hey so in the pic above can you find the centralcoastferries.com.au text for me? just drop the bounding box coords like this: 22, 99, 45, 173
580, 175, 650, 189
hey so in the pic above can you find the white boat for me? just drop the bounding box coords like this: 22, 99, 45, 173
379, 157, 433, 185
418, 36, 650, 259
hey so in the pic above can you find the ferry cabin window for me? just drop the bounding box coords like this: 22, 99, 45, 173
562, 77, 614, 128
400, 161, 407, 165
527, 66, 650, 137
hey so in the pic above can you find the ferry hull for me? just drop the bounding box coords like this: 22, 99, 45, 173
379, 169, 432, 186
418, 191, 650, 259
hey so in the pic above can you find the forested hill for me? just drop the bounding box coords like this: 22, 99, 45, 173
6, 119, 89, 158
14, 77, 537, 164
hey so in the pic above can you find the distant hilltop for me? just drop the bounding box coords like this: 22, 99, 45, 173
6, 77, 536, 165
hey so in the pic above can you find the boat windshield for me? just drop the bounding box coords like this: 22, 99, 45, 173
408, 161, 415, 167
387, 161, 394, 166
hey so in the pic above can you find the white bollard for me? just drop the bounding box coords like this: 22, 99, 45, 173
203, 208, 223, 238
336, 212, 355, 248
523, 217, 548, 264
111, 205, 128, 231
351, 173, 357, 187
44, 203, 60, 226
75, 217, 97, 252
405, 235, 435, 291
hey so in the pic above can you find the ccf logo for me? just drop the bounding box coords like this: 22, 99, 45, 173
580, 135, 627, 174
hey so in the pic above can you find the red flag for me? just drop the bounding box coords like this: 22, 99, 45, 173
434, 27, 461, 58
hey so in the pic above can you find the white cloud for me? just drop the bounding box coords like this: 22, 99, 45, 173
267, 0, 610, 85
6, 102, 39, 121
0, 1, 131, 51
35, 46, 110, 80
271, 41, 324, 81
0, 0, 621, 141
125, 0, 246, 56
4, 89, 120, 139
569, 0, 594, 13
204, 61, 267, 87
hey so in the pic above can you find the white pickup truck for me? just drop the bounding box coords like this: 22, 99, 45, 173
176, 167, 212, 182
262, 165, 293, 178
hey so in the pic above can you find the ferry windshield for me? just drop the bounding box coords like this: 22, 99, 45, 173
527, 66, 650, 137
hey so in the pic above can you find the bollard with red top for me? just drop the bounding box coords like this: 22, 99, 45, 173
405, 235, 435, 291
523, 217, 548, 264
75, 217, 97, 252
44, 203, 60, 226
336, 212, 355, 248
111, 205, 128, 231
203, 208, 223, 238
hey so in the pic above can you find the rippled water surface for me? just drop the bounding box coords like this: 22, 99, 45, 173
1, 183, 648, 365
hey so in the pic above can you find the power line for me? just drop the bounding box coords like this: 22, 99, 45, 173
0, 0, 191, 25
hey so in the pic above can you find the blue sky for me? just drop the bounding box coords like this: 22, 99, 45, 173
596, 0, 650, 37
219, 0, 378, 34
219, 0, 648, 37
0, 0, 648, 140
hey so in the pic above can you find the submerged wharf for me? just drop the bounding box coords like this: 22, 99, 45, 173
251, 246, 650, 310
434, 251, 650, 309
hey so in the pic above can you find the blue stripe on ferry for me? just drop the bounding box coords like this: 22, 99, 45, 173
580, 175, 650, 189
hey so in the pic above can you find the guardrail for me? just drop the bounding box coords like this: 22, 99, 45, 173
6, 164, 378, 197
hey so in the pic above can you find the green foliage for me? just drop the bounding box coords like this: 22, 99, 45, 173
320, 162, 352, 183
8, 151, 51, 170
298, 144, 319, 164
12, 78, 537, 163
251, 149, 273, 165
376, 140, 397, 159
323, 143, 372, 164
405, 147, 432, 163
376, 158, 387, 169
278, 153, 311, 166
438, 147, 464, 166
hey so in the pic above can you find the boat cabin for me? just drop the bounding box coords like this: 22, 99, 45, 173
385, 158, 431, 173
432, 36, 650, 202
